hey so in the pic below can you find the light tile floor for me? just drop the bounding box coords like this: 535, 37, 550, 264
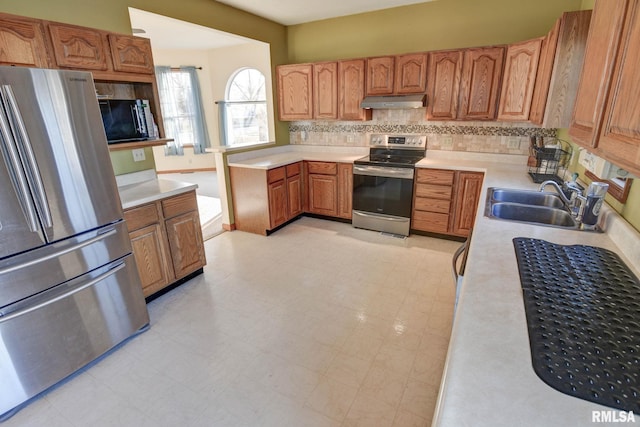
4, 217, 458, 427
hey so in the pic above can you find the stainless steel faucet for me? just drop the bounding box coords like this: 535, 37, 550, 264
539, 179, 586, 219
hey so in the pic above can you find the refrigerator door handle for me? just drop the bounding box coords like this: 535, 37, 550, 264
0, 261, 126, 323
1, 85, 53, 228
0, 101, 40, 233
0, 227, 118, 275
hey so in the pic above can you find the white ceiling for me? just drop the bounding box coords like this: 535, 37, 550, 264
128, 8, 255, 50
216, 0, 436, 25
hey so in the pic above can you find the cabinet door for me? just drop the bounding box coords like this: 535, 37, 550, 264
569, 0, 627, 147
129, 223, 172, 297
308, 174, 338, 216
426, 50, 463, 121
47, 23, 108, 70
268, 179, 288, 229
459, 47, 505, 120
277, 64, 313, 121
313, 62, 338, 119
0, 14, 49, 68
108, 34, 154, 74
366, 56, 395, 95
597, 0, 640, 175
287, 174, 303, 218
530, 18, 561, 125
497, 38, 542, 121
165, 211, 206, 278
395, 53, 427, 94
337, 163, 353, 219
451, 172, 484, 237
338, 59, 371, 121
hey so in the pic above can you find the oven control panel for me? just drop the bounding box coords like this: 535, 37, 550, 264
369, 134, 427, 149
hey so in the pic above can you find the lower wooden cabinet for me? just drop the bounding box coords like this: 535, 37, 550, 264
337, 163, 353, 219
412, 168, 484, 238
124, 190, 206, 298
308, 173, 338, 216
230, 162, 303, 235
306, 161, 352, 219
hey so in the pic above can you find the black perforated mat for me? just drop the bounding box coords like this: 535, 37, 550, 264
513, 238, 640, 412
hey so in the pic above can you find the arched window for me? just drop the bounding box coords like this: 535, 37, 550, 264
221, 68, 268, 146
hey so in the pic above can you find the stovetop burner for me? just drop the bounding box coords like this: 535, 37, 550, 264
355, 134, 427, 168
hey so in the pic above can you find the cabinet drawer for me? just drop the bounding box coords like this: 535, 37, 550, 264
415, 183, 453, 199
414, 197, 451, 214
307, 161, 337, 175
412, 210, 450, 233
286, 162, 301, 177
267, 166, 286, 183
162, 191, 198, 219
416, 168, 455, 185
124, 203, 159, 231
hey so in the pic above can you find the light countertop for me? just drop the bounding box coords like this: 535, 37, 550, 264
226, 145, 368, 169
118, 178, 197, 210
421, 151, 640, 427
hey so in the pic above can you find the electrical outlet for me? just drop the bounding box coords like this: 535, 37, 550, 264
441, 135, 453, 148
347, 134, 355, 143
132, 148, 146, 162
507, 138, 521, 149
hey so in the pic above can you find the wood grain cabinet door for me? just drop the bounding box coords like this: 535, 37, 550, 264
108, 34, 154, 74
451, 171, 484, 237
597, 0, 640, 175
268, 179, 288, 229
129, 223, 172, 297
569, 0, 627, 147
277, 63, 313, 121
530, 18, 561, 125
337, 163, 353, 219
459, 47, 505, 120
0, 15, 49, 68
313, 62, 338, 119
308, 174, 338, 216
165, 211, 206, 279
497, 38, 542, 122
287, 174, 303, 218
47, 23, 108, 70
395, 53, 427, 94
338, 59, 370, 121
366, 56, 395, 95
426, 50, 463, 120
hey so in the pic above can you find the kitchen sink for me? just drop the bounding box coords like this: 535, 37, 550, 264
485, 187, 579, 229
489, 188, 566, 209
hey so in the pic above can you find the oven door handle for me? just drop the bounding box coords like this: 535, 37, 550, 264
353, 165, 414, 179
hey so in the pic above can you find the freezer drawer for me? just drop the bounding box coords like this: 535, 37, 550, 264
0, 254, 149, 420
0, 221, 132, 309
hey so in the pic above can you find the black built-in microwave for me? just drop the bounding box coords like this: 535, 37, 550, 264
99, 99, 153, 143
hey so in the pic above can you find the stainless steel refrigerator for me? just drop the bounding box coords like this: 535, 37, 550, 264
0, 66, 149, 420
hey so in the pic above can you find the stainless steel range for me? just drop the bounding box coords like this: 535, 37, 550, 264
352, 134, 427, 236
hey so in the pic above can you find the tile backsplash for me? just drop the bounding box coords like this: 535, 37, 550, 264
289, 109, 557, 155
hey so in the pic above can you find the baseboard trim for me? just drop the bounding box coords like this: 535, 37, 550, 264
223, 223, 236, 231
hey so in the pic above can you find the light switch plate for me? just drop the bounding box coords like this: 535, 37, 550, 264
507, 138, 520, 149
132, 148, 146, 162
441, 135, 453, 148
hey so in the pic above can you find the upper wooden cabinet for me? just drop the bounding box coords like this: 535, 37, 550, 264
313, 61, 338, 120
277, 63, 314, 121
458, 46, 505, 120
426, 50, 463, 121
594, 0, 640, 175
530, 10, 591, 127
395, 53, 428, 94
108, 34, 154, 74
366, 56, 395, 95
338, 59, 371, 121
497, 38, 542, 122
569, 0, 628, 148
47, 23, 109, 71
0, 14, 49, 68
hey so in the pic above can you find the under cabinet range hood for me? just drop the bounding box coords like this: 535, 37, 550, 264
360, 94, 426, 109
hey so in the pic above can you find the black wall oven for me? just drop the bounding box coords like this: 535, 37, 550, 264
352, 134, 426, 236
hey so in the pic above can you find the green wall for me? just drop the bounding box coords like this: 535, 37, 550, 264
286, 0, 583, 62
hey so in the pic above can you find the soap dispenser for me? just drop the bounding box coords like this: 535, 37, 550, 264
581, 182, 608, 229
